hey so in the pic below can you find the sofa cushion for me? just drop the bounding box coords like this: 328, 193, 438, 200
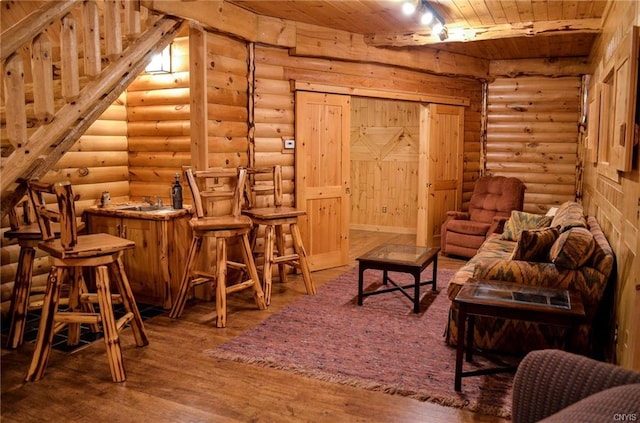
538, 384, 640, 423
549, 227, 595, 269
445, 219, 492, 236
510, 227, 559, 262
502, 210, 553, 241
585, 216, 615, 276
550, 201, 587, 232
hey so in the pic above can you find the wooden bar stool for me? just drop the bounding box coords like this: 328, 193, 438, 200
25, 180, 149, 383
4, 198, 48, 349
3, 198, 93, 348
169, 167, 266, 328
242, 165, 316, 305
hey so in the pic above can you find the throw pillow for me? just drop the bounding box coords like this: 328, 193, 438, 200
502, 210, 553, 241
510, 227, 559, 262
549, 227, 595, 269
550, 201, 587, 232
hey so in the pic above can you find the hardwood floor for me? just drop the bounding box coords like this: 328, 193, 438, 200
1, 230, 508, 423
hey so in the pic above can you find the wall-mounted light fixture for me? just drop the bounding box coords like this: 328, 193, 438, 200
400, 0, 448, 41
145, 44, 172, 74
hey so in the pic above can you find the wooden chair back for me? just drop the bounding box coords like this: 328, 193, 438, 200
27, 180, 77, 249
244, 165, 283, 209
183, 167, 247, 219
6, 196, 37, 231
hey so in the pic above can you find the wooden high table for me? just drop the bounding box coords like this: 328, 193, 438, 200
356, 244, 440, 313
453, 279, 586, 391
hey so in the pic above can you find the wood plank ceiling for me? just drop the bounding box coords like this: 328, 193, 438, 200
228, 0, 609, 59
0, 0, 609, 60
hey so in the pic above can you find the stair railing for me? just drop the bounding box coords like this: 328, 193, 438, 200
1, 0, 183, 217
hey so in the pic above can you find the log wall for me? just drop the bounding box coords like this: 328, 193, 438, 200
486, 76, 581, 214
252, 46, 295, 206
204, 32, 250, 170
127, 34, 191, 204
581, 0, 640, 370
0, 94, 128, 314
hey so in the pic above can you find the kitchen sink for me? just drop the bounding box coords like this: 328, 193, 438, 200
117, 205, 171, 212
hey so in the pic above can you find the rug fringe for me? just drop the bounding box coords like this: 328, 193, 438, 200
203, 349, 511, 419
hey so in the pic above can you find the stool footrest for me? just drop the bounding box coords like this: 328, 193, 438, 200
227, 261, 246, 270
272, 254, 299, 264
81, 293, 123, 304
116, 312, 134, 332
29, 297, 70, 310
28, 300, 45, 309
191, 275, 215, 286
54, 312, 101, 325
226, 280, 256, 294
53, 321, 67, 334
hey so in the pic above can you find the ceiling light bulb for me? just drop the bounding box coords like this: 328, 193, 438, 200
437, 25, 448, 41
402, 1, 416, 15
420, 10, 433, 25
433, 22, 444, 35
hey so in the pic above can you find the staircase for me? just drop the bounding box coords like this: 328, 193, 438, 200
1, 0, 184, 217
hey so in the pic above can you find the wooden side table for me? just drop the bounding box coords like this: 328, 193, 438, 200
356, 244, 439, 313
453, 279, 586, 391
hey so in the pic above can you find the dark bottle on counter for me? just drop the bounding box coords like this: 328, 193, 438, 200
171, 173, 183, 209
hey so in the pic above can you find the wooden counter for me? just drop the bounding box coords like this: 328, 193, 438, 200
85, 204, 192, 308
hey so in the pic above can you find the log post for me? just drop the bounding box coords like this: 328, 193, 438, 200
125, 0, 142, 40
83, 1, 101, 79
3, 53, 27, 150
30, 35, 54, 123
104, 0, 123, 61
61, 13, 79, 102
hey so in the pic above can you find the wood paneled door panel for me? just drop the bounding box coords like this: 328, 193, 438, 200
417, 104, 464, 247
295, 91, 350, 270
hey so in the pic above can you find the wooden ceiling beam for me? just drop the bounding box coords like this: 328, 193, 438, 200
364, 18, 602, 47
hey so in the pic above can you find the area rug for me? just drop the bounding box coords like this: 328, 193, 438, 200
204, 265, 515, 418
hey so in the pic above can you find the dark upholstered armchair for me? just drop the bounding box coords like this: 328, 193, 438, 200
440, 175, 525, 258
512, 349, 640, 423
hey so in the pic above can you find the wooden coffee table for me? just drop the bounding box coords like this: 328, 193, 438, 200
356, 244, 440, 313
453, 279, 586, 391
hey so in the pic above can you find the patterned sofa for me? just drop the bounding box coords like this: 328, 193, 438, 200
445, 201, 615, 355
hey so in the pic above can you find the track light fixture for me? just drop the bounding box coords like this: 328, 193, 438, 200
401, 0, 418, 15
400, 0, 448, 41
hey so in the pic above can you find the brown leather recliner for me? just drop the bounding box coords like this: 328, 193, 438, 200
440, 175, 525, 258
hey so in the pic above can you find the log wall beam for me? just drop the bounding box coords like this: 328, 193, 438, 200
141, 0, 489, 80
489, 57, 591, 77
364, 19, 602, 47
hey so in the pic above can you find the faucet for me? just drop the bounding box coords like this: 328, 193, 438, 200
142, 196, 163, 208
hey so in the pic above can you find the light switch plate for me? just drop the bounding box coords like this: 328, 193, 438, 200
284, 139, 295, 149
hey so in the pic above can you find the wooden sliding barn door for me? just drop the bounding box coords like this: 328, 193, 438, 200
295, 92, 351, 270
417, 104, 464, 247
